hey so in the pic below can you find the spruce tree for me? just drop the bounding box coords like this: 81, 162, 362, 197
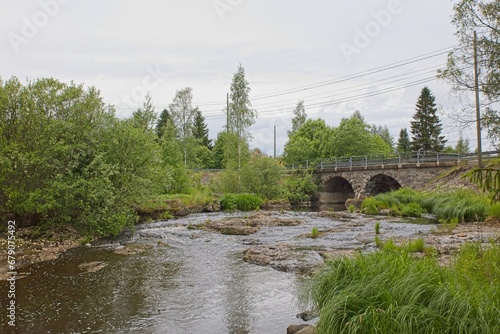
396, 128, 411, 153
156, 108, 172, 138
410, 87, 446, 152
192, 108, 212, 149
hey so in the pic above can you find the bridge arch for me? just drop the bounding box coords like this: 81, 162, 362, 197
320, 176, 355, 205
364, 174, 402, 196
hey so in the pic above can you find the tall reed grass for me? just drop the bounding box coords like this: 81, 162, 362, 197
220, 193, 262, 211
305, 243, 500, 334
373, 188, 490, 222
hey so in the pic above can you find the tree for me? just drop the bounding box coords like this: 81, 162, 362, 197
0, 77, 168, 235
156, 108, 173, 138
241, 156, 284, 199
132, 93, 156, 132
192, 108, 212, 149
371, 125, 395, 152
438, 0, 500, 148
410, 87, 447, 152
226, 63, 257, 169
396, 128, 411, 153
455, 133, 471, 153
322, 112, 392, 158
289, 100, 307, 135
283, 119, 329, 164
169, 87, 197, 166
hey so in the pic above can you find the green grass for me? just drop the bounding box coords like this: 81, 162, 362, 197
370, 188, 490, 223
361, 197, 379, 215
311, 226, 320, 239
375, 222, 380, 235
488, 203, 500, 219
220, 193, 262, 211
305, 242, 500, 334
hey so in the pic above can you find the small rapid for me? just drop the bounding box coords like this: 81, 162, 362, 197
0, 211, 434, 333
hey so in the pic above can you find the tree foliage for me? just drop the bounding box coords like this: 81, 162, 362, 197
410, 87, 447, 152
469, 167, 500, 202
397, 128, 412, 153
169, 87, 197, 166
0, 77, 169, 235
227, 64, 256, 140
192, 108, 212, 149
322, 112, 392, 158
283, 119, 329, 164
289, 100, 307, 135
371, 124, 395, 153
438, 0, 500, 148
156, 108, 173, 138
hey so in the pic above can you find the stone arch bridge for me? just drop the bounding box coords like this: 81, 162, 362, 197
315, 160, 462, 206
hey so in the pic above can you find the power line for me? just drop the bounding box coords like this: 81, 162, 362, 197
114, 46, 456, 111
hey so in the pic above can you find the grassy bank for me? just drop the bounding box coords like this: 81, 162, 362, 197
136, 192, 268, 221
305, 242, 500, 334
362, 188, 492, 223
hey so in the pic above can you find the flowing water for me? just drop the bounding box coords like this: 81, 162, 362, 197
0, 211, 434, 333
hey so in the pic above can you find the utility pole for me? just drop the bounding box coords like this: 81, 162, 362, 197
474, 31, 483, 167
274, 125, 276, 159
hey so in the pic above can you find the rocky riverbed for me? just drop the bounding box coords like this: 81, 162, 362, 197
1, 210, 499, 333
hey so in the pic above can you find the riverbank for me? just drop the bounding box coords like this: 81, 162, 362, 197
0, 226, 85, 280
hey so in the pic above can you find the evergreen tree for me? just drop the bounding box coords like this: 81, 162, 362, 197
132, 94, 156, 132
289, 100, 306, 135
396, 128, 411, 153
371, 125, 395, 152
455, 133, 471, 154
410, 87, 447, 152
192, 108, 212, 149
156, 108, 172, 138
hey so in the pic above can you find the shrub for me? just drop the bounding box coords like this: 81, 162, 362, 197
348, 204, 356, 213
361, 197, 379, 215
284, 167, 318, 203
220, 193, 238, 211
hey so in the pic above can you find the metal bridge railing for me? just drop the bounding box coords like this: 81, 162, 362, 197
286, 151, 500, 170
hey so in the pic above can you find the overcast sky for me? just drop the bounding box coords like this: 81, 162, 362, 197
1, 0, 490, 155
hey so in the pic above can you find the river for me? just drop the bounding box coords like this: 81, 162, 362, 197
0, 211, 433, 333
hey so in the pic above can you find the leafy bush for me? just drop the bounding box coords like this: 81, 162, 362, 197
284, 167, 318, 203
220, 194, 238, 211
